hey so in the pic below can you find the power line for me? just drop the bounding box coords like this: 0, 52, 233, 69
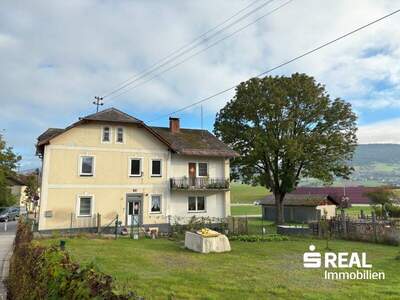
101, 0, 273, 98
107, 0, 293, 101
149, 8, 400, 122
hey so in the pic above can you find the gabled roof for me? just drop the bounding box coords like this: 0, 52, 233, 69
37, 128, 65, 144
36, 107, 238, 158
291, 186, 375, 204
150, 127, 239, 158
260, 194, 338, 207
81, 107, 142, 124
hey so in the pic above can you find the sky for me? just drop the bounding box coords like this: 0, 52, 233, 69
1, 0, 400, 170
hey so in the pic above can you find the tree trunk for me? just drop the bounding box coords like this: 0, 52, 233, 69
274, 193, 285, 225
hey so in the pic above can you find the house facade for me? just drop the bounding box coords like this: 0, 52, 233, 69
36, 108, 237, 232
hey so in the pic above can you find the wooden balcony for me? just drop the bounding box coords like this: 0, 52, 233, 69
170, 177, 230, 191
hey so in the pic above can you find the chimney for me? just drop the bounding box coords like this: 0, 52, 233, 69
169, 117, 180, 133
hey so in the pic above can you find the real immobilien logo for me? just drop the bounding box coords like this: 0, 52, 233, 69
303, 245, 385, 280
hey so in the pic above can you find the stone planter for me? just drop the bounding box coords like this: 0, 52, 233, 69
184, 231, 231, 253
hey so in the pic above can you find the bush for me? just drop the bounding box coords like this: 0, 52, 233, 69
229, 234, 289, 242
373, 205, 400, 218
7, 220, 140, 300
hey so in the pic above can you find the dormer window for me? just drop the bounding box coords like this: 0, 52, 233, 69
102, 126, 110, 142
116, 127, 124, 143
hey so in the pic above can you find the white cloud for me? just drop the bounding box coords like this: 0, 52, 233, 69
358, 118, 400, 144
1, 0, 400, 167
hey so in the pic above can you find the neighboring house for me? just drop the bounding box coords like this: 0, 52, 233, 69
6, 175, 27, 208
36, 108, 238, 232
290, 186, 376, 205
261, 194, 339, 223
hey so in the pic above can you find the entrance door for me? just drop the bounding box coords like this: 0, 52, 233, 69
188, 163, 196, 186
127, 194, 142, 226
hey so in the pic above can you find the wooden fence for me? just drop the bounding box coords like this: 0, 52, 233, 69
309, 210, 400, 245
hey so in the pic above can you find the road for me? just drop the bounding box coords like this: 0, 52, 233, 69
0, 220, 16, 300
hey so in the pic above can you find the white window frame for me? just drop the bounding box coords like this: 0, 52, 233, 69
79, 155, 95, 177
76, 194, 94, 217
188, 196, 206, 213
115, 127, 124, 144
101, 126, 112, 143
149, 194, 162, 214
150, 159, 162, 177
197, 162, 208, 177
129, 157, 143, 177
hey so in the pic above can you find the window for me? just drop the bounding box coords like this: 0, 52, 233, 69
198, 163, 208, 177
188, 196, 206, 212
150, 195, 161, 213
129, 158, 142, 176
116, 127, 124, 143
102, 127, 110, 142
80, 156, 94, 176
151, 159, 162, 177
78, 196, 92, 216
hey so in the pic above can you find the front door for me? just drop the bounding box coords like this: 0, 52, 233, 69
188, 163, 196, 186
127, 194, 142, 226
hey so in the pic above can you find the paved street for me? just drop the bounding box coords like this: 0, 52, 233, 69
0, 221, 16, 300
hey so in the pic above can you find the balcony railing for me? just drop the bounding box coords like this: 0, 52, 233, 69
170, 177, 230, 190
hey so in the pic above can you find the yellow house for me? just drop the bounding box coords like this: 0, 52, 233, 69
36, 108, 238, 232
6, 175, 27, 208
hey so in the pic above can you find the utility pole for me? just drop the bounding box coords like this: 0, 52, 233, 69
93, 96, 104, 112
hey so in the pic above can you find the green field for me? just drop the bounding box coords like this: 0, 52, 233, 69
39, 237, 400, 299
344, 206, 373, 217
231, 205, 261, 216
231, 182, 271, 204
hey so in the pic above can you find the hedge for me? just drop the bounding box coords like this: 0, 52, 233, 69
374, 205, 400, 218
229, 234, 290, 242
7, 221, 140, 300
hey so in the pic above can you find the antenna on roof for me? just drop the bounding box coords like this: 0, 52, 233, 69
93, 96, 104, 112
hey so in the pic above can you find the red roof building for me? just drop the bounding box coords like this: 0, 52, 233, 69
292, 186, 376, 205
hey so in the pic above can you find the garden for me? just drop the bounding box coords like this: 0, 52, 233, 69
36, 234, 400, 300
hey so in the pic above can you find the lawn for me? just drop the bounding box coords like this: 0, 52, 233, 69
231, 182, 271, 204
231, 205, 261, 216
40, 237, 400, 299
344, 206, 373, 217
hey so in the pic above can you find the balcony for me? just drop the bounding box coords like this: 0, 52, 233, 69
170, 177, 230, 191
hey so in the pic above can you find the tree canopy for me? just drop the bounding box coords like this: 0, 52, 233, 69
214, 73, 357, 223
0, 134, 21, 207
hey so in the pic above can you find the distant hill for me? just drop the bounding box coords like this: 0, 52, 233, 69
348, 144, 400, 186
352, 144, 400, 166
300, 144, 400, 187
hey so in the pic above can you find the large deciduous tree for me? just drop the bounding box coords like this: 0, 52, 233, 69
214, 73, 357, 224
0, 134, 21, 207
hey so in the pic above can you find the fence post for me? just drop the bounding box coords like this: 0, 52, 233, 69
246, 216, 248, 235
232, 217, 236, 235
97, 213, 101, 233
360, 209, 365, 219
340, 209, 347, 239
372, 211, 377, 243
317, 214, 322, 238
115, 214, 119, 239
70, 213, 73, 234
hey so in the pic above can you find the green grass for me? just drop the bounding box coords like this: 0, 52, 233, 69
231, 182, 271, 204
231, 205, 261, 216
344, 206, 373, 217
39, 237, 400, 299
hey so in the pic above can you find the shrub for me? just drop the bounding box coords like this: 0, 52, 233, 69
229, 234, 289, 242
373, 205, 400, 218
7, 220, 140, 300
